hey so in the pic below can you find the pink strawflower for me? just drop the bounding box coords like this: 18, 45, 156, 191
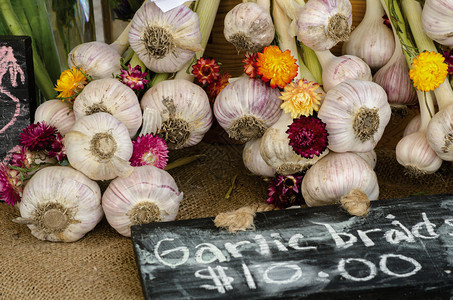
10, 145, 34, 168
444, 49, 453, 74
48, 133, 66, 162
19, 122, 57, 151
130, 134, 169, 168
0, 164, 22, 205
192, 57, 220, 85
119, 65, 149, 90
266, 173, 304, 209
286, 116, 328, 159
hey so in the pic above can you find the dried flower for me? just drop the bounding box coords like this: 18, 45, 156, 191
382, 14, 391, 29
286, 116, 328, 159
19, 122, 57, 151
444, 49, 453, 75
48, 133, 66, 162
0, 164, 22, 205
256, 45, 298, 89
266, 173, 304, 209
119, 64, 149, 90
280, 79, 323, 118
243, 52, 259, 78
192, 57, 220, 85
130, 134, 169, 169
206, 72, 231, 103
10, 146, 34, 169
54, 66, 88, 101
409, 51, 448, 92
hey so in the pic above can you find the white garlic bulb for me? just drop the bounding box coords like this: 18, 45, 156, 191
224, 2, 275, 52
68, 41, 122, 80
315, 50, 372, 92
64, 112, 134, 181
128, 2, 202, 73
260, 112, 328, 175
17, 166, 103, 242
342, 0, 395, 71
140, 79, 212, 149
296, 0, 352, 51
403, 114, 421, 137
422, 0, 453, 47
73, 78, 142, 138
102, 165, 183, 237
318, 80, 391, 153
243, 138, 275, 177
356, 149, 377, 169
213, 77, 282, 143
301, 152, 379, 207
34, 100, 75, 136
426, 103, 453, 161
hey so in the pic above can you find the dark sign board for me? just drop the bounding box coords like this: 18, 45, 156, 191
0, 36, 35, 165
131, 194, 453, 299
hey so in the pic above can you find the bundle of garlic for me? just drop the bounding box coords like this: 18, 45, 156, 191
14, 166, 103, 242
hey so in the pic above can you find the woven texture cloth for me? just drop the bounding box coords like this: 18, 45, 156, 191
1, 142, 452, 299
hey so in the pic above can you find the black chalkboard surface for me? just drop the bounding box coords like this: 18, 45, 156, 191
131, 194, 453, 299
0, 36, 35, 165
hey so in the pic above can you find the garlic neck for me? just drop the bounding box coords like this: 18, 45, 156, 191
364, 0, 384, 21
315, 50, 335, 68
433, 79, 453, 111
417, 90, 435, 131
110, 22, 132, 55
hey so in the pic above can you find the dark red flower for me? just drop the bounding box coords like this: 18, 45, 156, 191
242, 53, 259, 78
19, 122, 57, 151
266, 173, 304, 209
206, 72, 231, 103
444, 49, 453, 74
10, 146, 34, 168
48, 133, 66, 162
382, 14, 392, 29
0, 164, 22, 205
286, 116, 328, 159
192, 57, 220, 85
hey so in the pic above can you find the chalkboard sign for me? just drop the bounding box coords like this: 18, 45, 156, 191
131, 194, 453, 299
0, 36, 35, 165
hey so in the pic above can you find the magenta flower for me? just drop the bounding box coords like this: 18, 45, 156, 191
444, 49, 453, 74
266, 173, 304, 209
130, 134, 169, 168
19, 122, 57, 151
48, 133, 66, 162
286, 116, 328, 159
0, 164, 22, 205
119, 65, 149, 90
10, 146, 34, 168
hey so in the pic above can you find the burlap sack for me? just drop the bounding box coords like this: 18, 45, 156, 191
1, 142, 452, 299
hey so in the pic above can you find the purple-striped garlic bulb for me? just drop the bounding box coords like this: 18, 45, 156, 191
34, 100, 75, 136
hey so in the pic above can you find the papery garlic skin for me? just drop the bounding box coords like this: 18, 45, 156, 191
302, 152, 379, 207
396, 131, 443, 175
296, 0, 352, 51
318, 80, 391, 152
64, 112, 133, 181
73, 78, 142, 138
356, 149, 377, 169
68, 41, 122, 80
214, 77, 282, 143
140, 79, 212, 149
224, 2, 275, 52
422, 0, 453, 47
129, 2, 202, 73
243, 138, 275, 177
403, 114, 421, 137
427, 103, 453, 161
34, 100, 75, 136
260, 112, 328, 175
102, 165, 183, 237
342, 0, 395, 71
19, 166, 103, 242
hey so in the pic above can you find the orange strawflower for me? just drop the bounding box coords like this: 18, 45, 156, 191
255, 45, 298, 89
54, 66, 88, 101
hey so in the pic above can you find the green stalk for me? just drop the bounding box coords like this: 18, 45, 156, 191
300, 42, 323, 84
0, 0, 55, 101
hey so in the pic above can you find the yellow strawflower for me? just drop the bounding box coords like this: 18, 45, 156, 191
54, 67, 88, 101
409, 51, 448, 92
280, 79, 323, 118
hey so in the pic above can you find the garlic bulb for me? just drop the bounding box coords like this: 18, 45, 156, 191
102, 165, 183, 237
140, 79, 212, 149
296, 0, 352, 51
64, 112, 134, 181
426, 103, 453, 161
260, 112, 328, 175
16, 166, 103, 242
73, 78, 142, 138
422, 0, 453, 47
68, 41, 122, 80
224, 2, 275, 52
301, 152, 379, 207
243, 138, 275, 177
128, 2, 202, 73
356, 149, 377, 169
213, 76, 282, 143
315, 50, 372, 92
403, 114, 421, 137
34, 100, 75, 136
318, 80, 391, 153
342, 0, 395, 71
